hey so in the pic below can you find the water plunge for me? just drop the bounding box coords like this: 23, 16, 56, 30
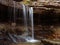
22, 5, 34, 39
22, 5, 39, 42
26, 6, 40, 43
8, 3, 39, 43
22, 4, 28, 36
29, 7, 34, 39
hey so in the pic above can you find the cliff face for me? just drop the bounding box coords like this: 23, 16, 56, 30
14, 0, 22, 2
0, 0, 22, 9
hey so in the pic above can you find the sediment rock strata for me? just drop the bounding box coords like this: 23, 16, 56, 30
0, 0, 22, 9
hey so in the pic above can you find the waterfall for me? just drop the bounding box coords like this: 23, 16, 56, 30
29, 7, 34, 39
13, 1, 16, 23
22, 4, 28, 36
26, 7, 40, 43
8, 1, 17, 43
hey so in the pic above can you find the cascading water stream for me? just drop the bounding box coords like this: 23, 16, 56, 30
22, 4, 28, 36
25, 7, 40, 43
8, 3, 39, 43
29, 7, 34, 39
21, 5, 39, 42
13, 1, 16, 23
8, 1, 17, 43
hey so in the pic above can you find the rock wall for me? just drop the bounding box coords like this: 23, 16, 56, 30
0, 0, 22, 9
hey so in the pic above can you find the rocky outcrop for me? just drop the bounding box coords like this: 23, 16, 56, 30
0, 0, 22, 9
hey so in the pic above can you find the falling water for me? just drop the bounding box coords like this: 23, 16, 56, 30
8, 1, 17, 43
13, 1, 16, 23
29, 7, 34, 39
22, 4, 28, 35
20, 4, 36, 42
25, 7, 40, 43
